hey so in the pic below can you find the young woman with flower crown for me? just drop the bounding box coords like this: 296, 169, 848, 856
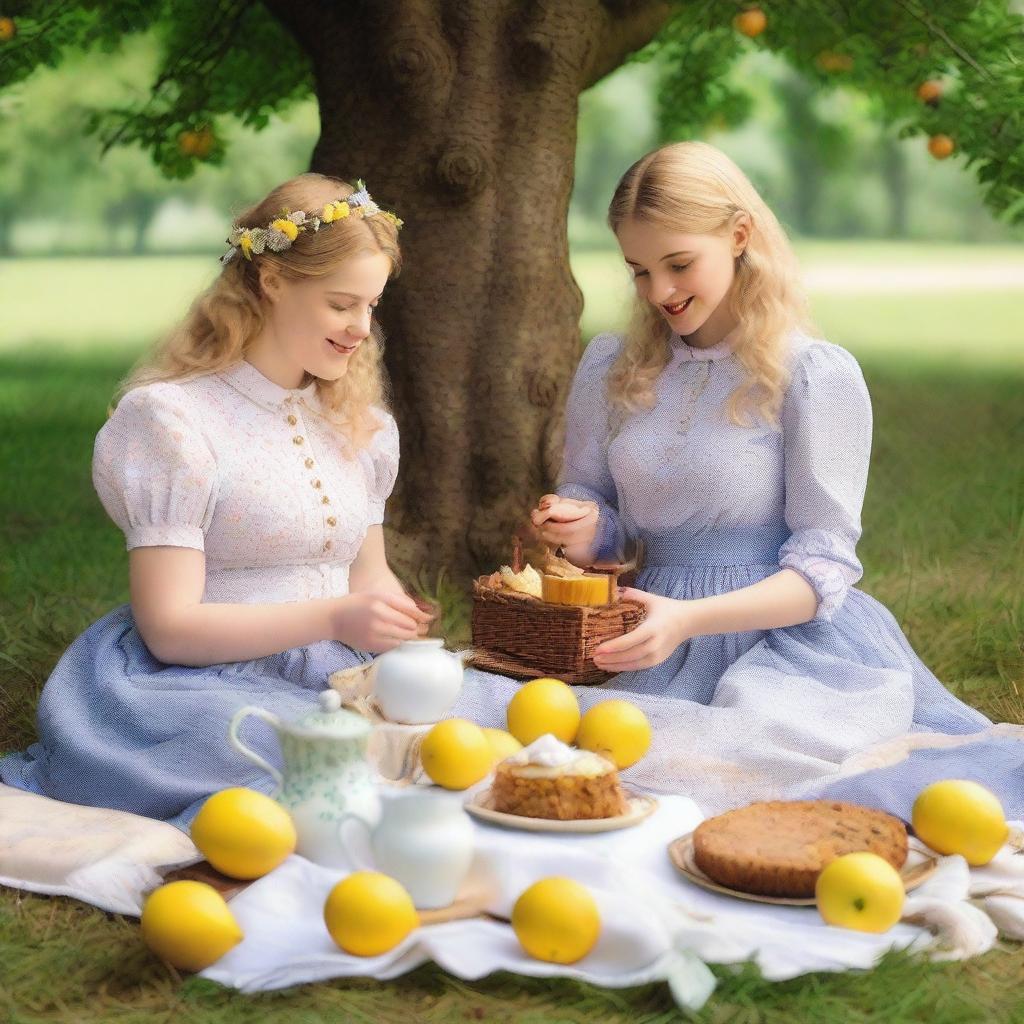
0, 174, 432, 830
455, 141, 1021, 818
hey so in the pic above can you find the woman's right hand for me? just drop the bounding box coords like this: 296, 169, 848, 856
329, 592, 432, 653
529, 494, 600, 560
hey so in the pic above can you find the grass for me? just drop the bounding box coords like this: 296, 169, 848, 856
2, 245, 1023, 1021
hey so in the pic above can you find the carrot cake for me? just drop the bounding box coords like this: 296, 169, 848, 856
490, 734, 628, 820
692, 800, 908, 898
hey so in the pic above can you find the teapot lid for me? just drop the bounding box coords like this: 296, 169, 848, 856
292, 689, 372, 738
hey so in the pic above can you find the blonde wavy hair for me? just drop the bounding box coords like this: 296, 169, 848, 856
119, 172, 401, 452
607, 141, 813, 430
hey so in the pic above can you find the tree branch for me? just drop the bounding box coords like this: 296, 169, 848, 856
585, 0, 673, 90
892, 0, 994, 83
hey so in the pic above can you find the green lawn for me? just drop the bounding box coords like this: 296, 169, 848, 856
2, 246, 1023, 1022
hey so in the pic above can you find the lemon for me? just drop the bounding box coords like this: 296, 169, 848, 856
512, 877, 601, 964
483, 727, 523, 766
575, 699, 652, 769
324, 871, 419, 956
190, 787, 297, 879
506, 678, 580, 746
419, 719, 494, 789
140, 880, 243, 971
815, 852, 905, 933
912, 779, 1009, 865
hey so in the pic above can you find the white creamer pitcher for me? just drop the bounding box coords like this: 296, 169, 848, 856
342, 785, 475, 909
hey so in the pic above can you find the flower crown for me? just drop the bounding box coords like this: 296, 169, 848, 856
220, 181, 402, 266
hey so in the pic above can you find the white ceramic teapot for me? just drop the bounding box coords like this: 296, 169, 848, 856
228, 690, 380, 869
342, 785, 475, 909
373, 639, 469, 725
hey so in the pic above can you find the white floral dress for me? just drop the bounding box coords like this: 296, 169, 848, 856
0, 360, 398, 830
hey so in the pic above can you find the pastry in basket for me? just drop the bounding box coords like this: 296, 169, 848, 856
472, 538, 645, 686
692, 800, 908, 898
490, 733, 629, 820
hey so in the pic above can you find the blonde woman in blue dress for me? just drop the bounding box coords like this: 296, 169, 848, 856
456, 141, 1022, 819
0, 174, 431, 829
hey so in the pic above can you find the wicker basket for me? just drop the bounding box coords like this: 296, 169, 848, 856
468, 578, 646, 686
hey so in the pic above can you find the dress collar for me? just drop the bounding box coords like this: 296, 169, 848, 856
218, 359, 320, 411
670, 325, 740, 362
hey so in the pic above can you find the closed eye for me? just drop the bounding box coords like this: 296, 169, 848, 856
630, 263, 691, 278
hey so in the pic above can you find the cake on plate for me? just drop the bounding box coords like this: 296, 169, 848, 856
490, 734, 629, 820
692, 800, 908, 898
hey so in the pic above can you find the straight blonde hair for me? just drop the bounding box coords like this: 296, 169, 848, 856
119, 172, 401, 452
607, 141, 813, 429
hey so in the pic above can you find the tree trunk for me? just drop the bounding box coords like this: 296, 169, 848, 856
263, 0, 671, 585
880, 134, 909, 238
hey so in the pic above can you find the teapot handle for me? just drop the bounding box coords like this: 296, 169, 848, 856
228, 705, 284, 795
337, 811, 376, 873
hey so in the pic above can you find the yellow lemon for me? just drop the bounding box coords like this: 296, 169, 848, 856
419, 719, 494, 790
190, 787, 297, 880
912, 780, 1009, 865
815, 852, 905, 933
140, 880, 243, 971
483, 727, 522, 766
506, 678, 580, 746
324, 871, 419, 957
575, 700, 652, 769
512, 877, 601, 964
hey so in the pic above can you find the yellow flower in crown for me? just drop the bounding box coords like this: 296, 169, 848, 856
271, 218, 300, 241
220, 183, 401, 266
320, 200, 350, 223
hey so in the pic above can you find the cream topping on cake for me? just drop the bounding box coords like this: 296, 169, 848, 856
505, 734, 613, 778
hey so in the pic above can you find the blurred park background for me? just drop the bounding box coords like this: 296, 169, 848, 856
2, 18, 1024, 1024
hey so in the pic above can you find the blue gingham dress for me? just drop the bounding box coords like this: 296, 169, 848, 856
453, 330, 1022, 819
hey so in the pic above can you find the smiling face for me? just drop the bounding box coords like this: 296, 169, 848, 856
250, 248, 392, 388
615, 214, 750, 348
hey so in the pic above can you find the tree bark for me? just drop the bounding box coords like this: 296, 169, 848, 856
263, 0, 670, 584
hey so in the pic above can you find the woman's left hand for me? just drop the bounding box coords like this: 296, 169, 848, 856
592, 588, 699, 673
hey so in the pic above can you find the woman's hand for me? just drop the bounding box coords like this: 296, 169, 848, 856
592, 588, 699, 673
529, 494, 600, 563
329, 592, 434, 654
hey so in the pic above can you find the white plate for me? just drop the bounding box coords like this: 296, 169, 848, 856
465, 787, 657, 833
668, 831, 939, 906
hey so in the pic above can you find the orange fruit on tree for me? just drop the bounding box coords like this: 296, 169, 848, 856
816, 51, 854, 73
733, 8, 767, 38
192, 126, 215, 158
0, 16, 16, 41
178, 126, 215, 159
928, 134, 955, 159
916, 79, 943, 104
178, 130, 200, 156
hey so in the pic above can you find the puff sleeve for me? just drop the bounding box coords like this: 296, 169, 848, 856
359, 409, 400, 526
777, 341, 872, 623
92, 383, 218, 551
556, 332, 624, 562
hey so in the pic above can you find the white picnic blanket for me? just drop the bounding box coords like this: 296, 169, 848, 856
3, 782, 1023, 1011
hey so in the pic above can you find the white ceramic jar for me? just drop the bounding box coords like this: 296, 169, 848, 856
372, 639, 465, 725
